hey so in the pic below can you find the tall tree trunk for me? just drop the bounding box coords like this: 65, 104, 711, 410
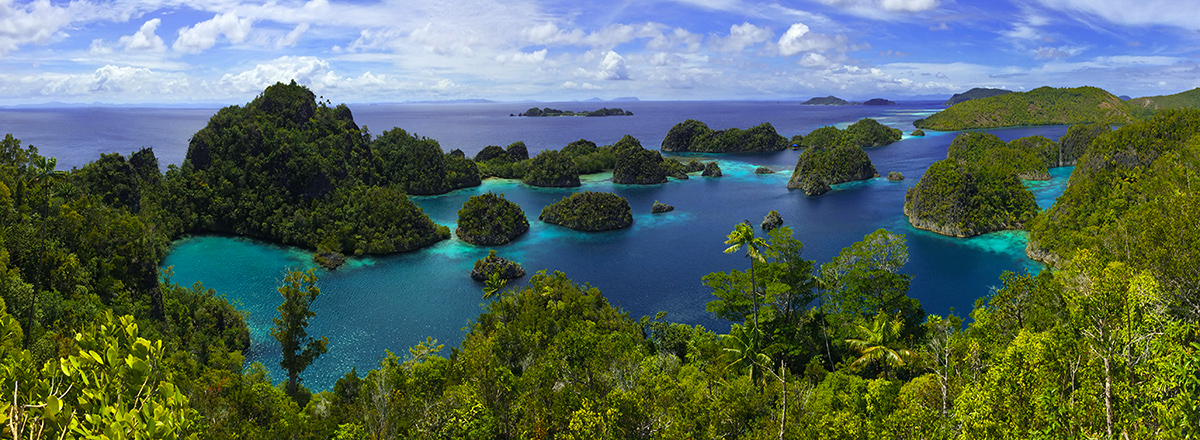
779, 360, 787, 440
1103, 356, 1114, 439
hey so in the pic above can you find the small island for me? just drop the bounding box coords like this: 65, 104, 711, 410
519, 107, 632, 117
862, 98, 896, 106
456, 192, 530, 245
801, 96, 851, 105
651, 201, 674, 213
761, 210, 783, 231
540, 191, 633, 231
887, 171, 904, 181
787, 144, 877, 195
470, 250, 526, 281
660, 119, 789, 152
612, 135, 668, 185
904, 132, 1040, 237
702, 161, 723, 177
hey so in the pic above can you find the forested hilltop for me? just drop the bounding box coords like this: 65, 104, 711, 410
915, 86, 1139, 130
0, 86, 1195, 439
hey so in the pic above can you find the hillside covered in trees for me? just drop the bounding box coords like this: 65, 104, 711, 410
660, 120, 789, 153
915, 86, 1138, 130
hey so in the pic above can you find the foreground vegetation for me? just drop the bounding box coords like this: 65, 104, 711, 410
0, 85, 1196, 439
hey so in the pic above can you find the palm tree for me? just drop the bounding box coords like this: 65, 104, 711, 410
723, 221, 770, 349
26, 155, 63, 348
844, 312, 917, 378
722, 323, 772, 383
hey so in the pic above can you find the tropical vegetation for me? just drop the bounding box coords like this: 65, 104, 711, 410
455, 192, 530, 245
539, 191, 633, 231
914, 86, 1139, 130
660, 119, 789, 152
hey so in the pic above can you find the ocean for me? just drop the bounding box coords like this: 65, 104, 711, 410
0, 101, 1071, 390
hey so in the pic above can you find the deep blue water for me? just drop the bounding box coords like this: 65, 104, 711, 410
4, 102, 1072, 391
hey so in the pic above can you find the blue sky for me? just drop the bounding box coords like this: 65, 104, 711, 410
0, 0, 1197, 105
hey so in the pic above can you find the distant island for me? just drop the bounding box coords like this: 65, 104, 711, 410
944, 87, 1013, 106
914, 86, 1137, 131
801, 96, 851, 105
517, 107, 632, 117
660, 119, 789, 153
862, 98, 896, 106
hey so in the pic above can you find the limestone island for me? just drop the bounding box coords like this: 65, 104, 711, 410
761, 210, 783, 231
755, 166, 775, 174
802, 96, 851, 105
470, 250, 526, 281
702, 161, 723, 177
178, 80, 452, 258
786, 118, 900, 195
862, 98, 896, 106
660, 119, 789, 152
540, 191, 633, 231
456, 192, 530, 245
518, 107, 632, 117
903, 132, 1040, 237
887, 171, 904, 181
651, 201, 674, 213
945, 87, 1013, 106
612, 135, 668, 184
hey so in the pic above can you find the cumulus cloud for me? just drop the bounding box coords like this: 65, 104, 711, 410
711, 22, 772, 52
596, 51, 630, 80
173, 13, 254, 54
778, 23, 844, 56
119, 19, 166, 52
0, 0, 72, 55
523, 22, 664, 50
496, 49, 548, 63
562, 81, 600, 90
218, 56, 385, 94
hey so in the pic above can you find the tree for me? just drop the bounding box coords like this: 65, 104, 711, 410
844, 312, 917, 378
25, 154, 63, 349
724, 222, 770, 349
270, 268, 329, 399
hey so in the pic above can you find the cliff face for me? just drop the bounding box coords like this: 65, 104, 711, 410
787, 146, 877, 195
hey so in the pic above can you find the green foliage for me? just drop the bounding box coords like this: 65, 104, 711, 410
612, 136, 667, 184
1055, 121, 1112, 167
171, 81, 450, 255
476, 142, 533, 179
271, 269, 329, 398
1128, 87, 1200, 111
944, 87, 1012, 106
523, 150, 581, 187
841, 118, 903, 148
916, 86, 1136, 130
539, 191, 632, 231
905, 132, 1040, 237
560, 139, 616, 175
456, 192, 529, 245
660, 119, 789, 152
800, 126, 842, 149
471, 250, 525, 283
787, 144, 877, 195
373, 128, 480, 195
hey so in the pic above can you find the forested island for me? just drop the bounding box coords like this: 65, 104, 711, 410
786, 118, 900, 195
0, 81, 1195, 439
660, 120, 789, 152
801, 96, 851, 105
455, 192, 529, 245
539, 191, 633, 230
862, 98, 896, 106
914, 86, 1137, 130
518, 107, 633, 117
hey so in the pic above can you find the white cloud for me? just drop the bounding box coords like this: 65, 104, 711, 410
712, 22, 772, 52
562, 81, 600, 90
496, 49, 547, 63
523, 22, 665, 50
818, 0, 939, 18
595, 50, 630, 80
173, 13, 254, 54
1035, 0, 1200, 28
1034, 45, 1084, 59
275, 23, 310, 49
0, 0, 72, 55
119, 19, 166, 52
38, 65, 190, 97
218, 56, 387, 95
778, 23, 844, 56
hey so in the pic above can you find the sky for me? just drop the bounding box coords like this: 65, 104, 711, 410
1, 0, 1198, 105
